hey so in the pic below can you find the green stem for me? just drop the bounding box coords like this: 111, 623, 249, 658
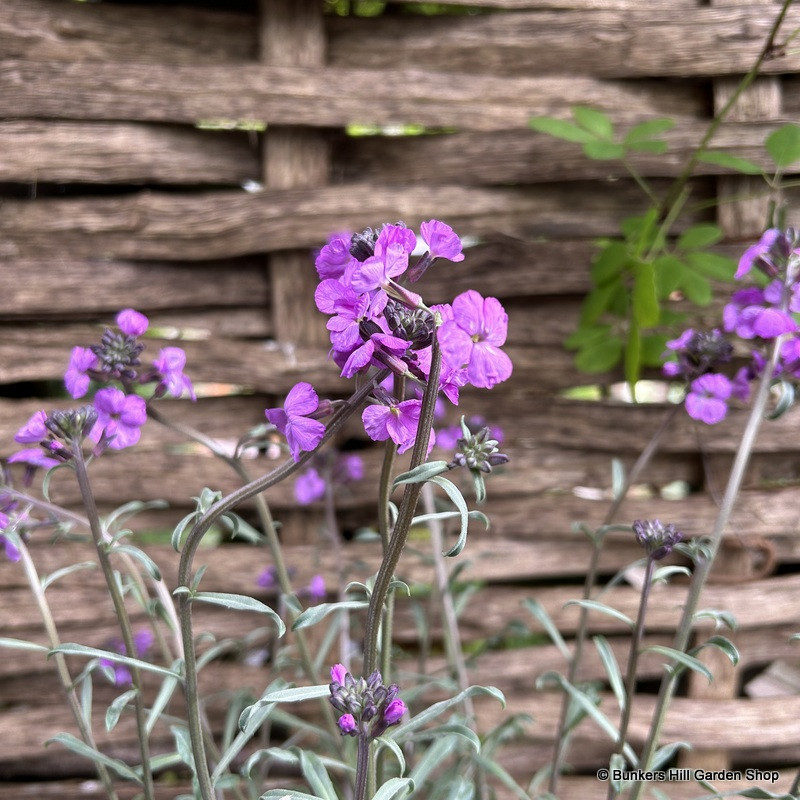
549, 402, 681, 794
362, 339, 442, 675
629, 335, 781, 800
72, 445, 155, 800
149, 403, 345, 750
607, 557, 656, 800
377, 376, 406, 685
176, 372, 388, 800
354, 733, 371, 800
18, 538, 120, 800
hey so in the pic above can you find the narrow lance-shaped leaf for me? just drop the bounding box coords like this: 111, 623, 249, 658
105, 689, 138, 732
642, 644, 713, 682
371, 778, 415, 800
564, 599, 635, 629
523, 598, 571, 661
388, 685, 505, 742
190, 592, 286, 636
49, 643, 180, 679
46, 733, 142, 783
292, 600, 369, 631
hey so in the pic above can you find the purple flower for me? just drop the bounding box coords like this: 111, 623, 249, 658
685, 373, 732, 425
65, 346, 98, 399
256, 565, 278, 589
340, 327, 410, 379
307, 575, 326, 602
337, 713, 357, 734
383, 698, 407, 725
116, 308, 149, 337
153, 347, 196, 400
362, 398, 433, 454
315, 232, 356, 280
294, 467, 326, 505
330, 663, 348, 685
99, 628, 154, 687
437, 291, 513, 389
723, 288, 796, 340
14, 410, 48, 444
265, 382, 327, 462
90, 387, 147, 450
736, 229, 781, 279
8, 447, 60, 470
340, 453, 364, 482
420, 219, 464, 263
1, 534, 20, 563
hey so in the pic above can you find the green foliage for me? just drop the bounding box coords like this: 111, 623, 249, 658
532, 107, 800, 386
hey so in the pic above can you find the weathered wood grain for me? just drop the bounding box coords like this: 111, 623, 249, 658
0, 257, 268, 318
328, 6, 800, 78
0, 121, 260, 185
0, 179, 714, 261
0, 0, 255, 65
0, 60, 704, 131
335, 121, 787, 186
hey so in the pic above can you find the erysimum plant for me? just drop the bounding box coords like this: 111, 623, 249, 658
1, 219, 514, 800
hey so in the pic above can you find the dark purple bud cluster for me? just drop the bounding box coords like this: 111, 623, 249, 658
328, 663, 407, 739
632, 519, 683, 561
448, 423, 509, 475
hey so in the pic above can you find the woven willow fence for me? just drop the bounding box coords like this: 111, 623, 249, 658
1, 0, 800, 797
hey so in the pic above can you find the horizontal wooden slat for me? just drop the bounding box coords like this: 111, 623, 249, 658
336, 121, 787, 186
0, 60, 704, 131
0, 179, 713, 261
0, 257, 267, 318
0, 0, 255, 65
0, 121, 260, 185
328, 7, 800, 78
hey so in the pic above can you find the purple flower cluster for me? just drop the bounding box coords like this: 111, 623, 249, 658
256, 565, 325, 603
7, 309, 196, 468
329, 663, 407, 739
0, 492, 23, 562
294, 451, 364, 505
99, 629, 155, 687
664, 229, 800, 424
266, 220, 512, 461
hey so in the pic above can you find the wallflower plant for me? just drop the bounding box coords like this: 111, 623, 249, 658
4, 210, 800, 800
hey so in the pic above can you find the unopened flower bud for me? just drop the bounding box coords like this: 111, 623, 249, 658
632, 519, 683, 561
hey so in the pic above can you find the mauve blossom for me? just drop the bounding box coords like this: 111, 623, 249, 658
437, 290, 513, 389
265, 382, 326, 462
337, 713, 357, 734
723, 287, 796, 340
362, 398, 434, 454
90, 387, 147, 450
736, 228, 781, 279
65, 346, 98, 399
295, 467, 326, 505
420, 219, 464, 262
330, 663, 348, 685
307, 575, 326, 602
116, 308, 149, 337
340, 453, 364, 482
686, 373, 732, 425
8, 447, 61, 470
153, 347, 196, 400
315, 232, 356, 280
99, 629, 154, 687
14, 410, 48, 444
383, 698, 407, 725
1, 534, 20, 563
256, 565, 278, 589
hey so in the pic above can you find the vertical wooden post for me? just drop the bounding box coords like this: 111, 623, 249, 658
260, 0, 330, 349
679, 0, 783, 771
260, 1, 330, 544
